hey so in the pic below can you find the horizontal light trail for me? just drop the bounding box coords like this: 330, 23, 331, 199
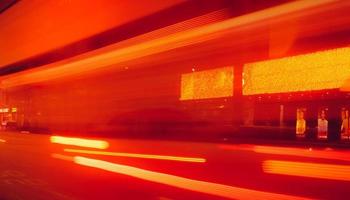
0, 138, 6, 143
253, 146, 350, 162
0, 0, 338, 88
219, 144, 350, 162
64, 148, 206, 163
50, 136, 109, 149
74, 156, 311, 200
263, 160, 350, 181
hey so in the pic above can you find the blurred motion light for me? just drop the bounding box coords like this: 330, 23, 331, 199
220, 144, 350, 162
0, 0, 338, 88
243, 47, 350, 95
64, 148, 206, 163
50, 136, 109, 149
263, 160, 350, 181
180, 67, 233, 100
74, 156, 310, 200
254, 145, 350, 161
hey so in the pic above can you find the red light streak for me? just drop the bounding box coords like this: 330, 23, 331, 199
64, 148, 206, 163
220, 144, 350, 162
253, 146, 350, 162
74, 156, 311, 200
0, 138, 6, 143
263, 160, 350, 181
0, 0, 184, 67
50, 136, 109, 149
0, 0, 336, 88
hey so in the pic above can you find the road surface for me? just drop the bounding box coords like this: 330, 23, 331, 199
0, 131, 349, 200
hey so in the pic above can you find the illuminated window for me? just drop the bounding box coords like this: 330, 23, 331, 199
243, 47, 350, 95
180, 67, 233, 100
11, 107, 17, 112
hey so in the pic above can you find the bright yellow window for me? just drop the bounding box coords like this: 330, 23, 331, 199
243, 47, 350, 95
180, 67, 234, 100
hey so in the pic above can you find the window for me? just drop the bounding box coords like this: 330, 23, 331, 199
180, 67, 234, 100
243, 47, 350, 95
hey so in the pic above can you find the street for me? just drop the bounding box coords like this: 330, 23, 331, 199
1, 131, 349, 200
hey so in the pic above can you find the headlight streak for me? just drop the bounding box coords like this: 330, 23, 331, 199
64, 148, 206, 163
263, 160, 350, 182
50, 136, 109, 149
219, 144, 350, 162
73, 156, 312, 200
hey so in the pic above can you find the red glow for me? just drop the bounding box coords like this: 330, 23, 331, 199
64, 149, 206, 163
254, 145, 350, 162
263, 160, 350, 181
219, 144, 350, 162
0, 0, 337, 88
51, 153, 74, 162
0, 138, 6, 143
74, 156, 311, 200
50, 136, 109, 149
0, 0, 184, 67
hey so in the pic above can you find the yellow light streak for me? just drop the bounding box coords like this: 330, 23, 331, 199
74, 156, 311, 200
263, 160, 350, 181
50, 136, 109, 149
64, 148, 206, 163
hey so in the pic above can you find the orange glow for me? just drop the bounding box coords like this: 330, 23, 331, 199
0, 0, 184, 67
0, 139, 6, 143
50, 136, 109, 149
243, 47, 350, 95
0, 108, 9, 113
340, 78, 350, 92
64, 148, 206, 163
74, 156, 311, 200
219, 144, 350, 162
180, 67, 233, 100
254, 145, 350, 162
0, 0, 337, 88
263, 160, 350, 181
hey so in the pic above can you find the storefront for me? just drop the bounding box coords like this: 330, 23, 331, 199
0, 107, 18, 130
241, 47, 350, 141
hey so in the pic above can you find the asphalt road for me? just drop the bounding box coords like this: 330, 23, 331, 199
0, 131, 349, 200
